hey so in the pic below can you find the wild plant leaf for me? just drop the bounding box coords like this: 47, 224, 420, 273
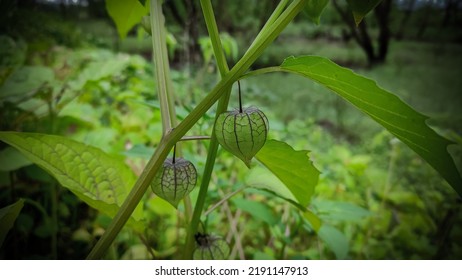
304, 0, 329, 24
346, 0, 383, 25
105, 0, 148, 39
246, 167, 322, 231
318, 224, 349, 259
245, 167, 298, 204
313, 200, 370, 222
280, 56, 462, 197
0, 199, 24, 247
256, 139, 320, 207
0, 132, 143, 223
0, 66, 54, 103
232, 197, 278, 226
302, 210, 322, 232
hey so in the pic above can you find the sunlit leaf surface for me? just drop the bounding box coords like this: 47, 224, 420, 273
0, 132, 143, 222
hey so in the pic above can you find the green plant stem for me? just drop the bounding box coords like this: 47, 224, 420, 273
200, 0, 230, 76
180, 136, 211, 141
87, 0, 306, 259
183, 0, 233, 259
151, 0, 175, 134
184, 0, 306, 259
203, 186, 246, 216
380, 139, 399, 210
183, 195, 193, 223
151, 0, 190, 220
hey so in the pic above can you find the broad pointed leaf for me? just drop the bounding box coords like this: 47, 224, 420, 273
246, 167, 298, 204
232, 197, 278, 226
346, 0, 383, 25
280, 55, 462, 196
318, 224, 349, 259
255, 139, 320, 207
303, 210, 322, 232
0, 199, 24, 247
106, 0, 148, 39
0, 132, 143, 223
304, 0, 330, 25
246, 167, 322, 231
313, 200, 370, 222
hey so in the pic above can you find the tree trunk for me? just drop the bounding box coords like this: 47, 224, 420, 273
395, 0, 416, 40
375, 0, 391, 62
357, 19, 377, 64
333, 0, 391, 66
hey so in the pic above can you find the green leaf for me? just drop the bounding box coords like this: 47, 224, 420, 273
346, 0, 382, 25
246, 167, 298, 204
0, 199, 24, 247
318, 224, 349, 259
0, 132, 143, 223
313, 200, 370, 222
246, 167, 322, 231
105, 0, 148, 39
256, 139, 320, 207
0, 147, 32, 172
302, 210, 322, 232
73, 55, 131, 88
280, 56, 462, 197
0, 66, 54, 103
304, 0, 329, 25
232, 197, 278, 226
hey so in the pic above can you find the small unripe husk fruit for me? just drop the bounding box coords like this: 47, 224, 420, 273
214, 106, 269, 167
151, 157, 197, 208
193, 233, 230, 260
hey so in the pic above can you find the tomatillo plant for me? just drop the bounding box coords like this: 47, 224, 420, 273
1, 0, 460, 260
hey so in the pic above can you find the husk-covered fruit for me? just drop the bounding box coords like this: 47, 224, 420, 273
151, 157, 197, 208
193, 233, 230, 260
214, 106, 269, 167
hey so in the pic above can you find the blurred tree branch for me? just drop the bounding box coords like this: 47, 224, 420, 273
333, 0, 391, 66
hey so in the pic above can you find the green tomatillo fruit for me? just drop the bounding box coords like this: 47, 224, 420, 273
214, 106, 269, 167
193, 233, 230, 260
151, 157, 197, 208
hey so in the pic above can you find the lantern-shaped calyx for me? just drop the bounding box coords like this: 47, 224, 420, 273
215, 106, 269, 167
193, 233, 230, 260
151, 157, 197, 208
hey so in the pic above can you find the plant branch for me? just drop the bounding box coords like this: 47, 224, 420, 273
204, 186, 246, 216
180, 136, 212, 141
151, 0, 175, 134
